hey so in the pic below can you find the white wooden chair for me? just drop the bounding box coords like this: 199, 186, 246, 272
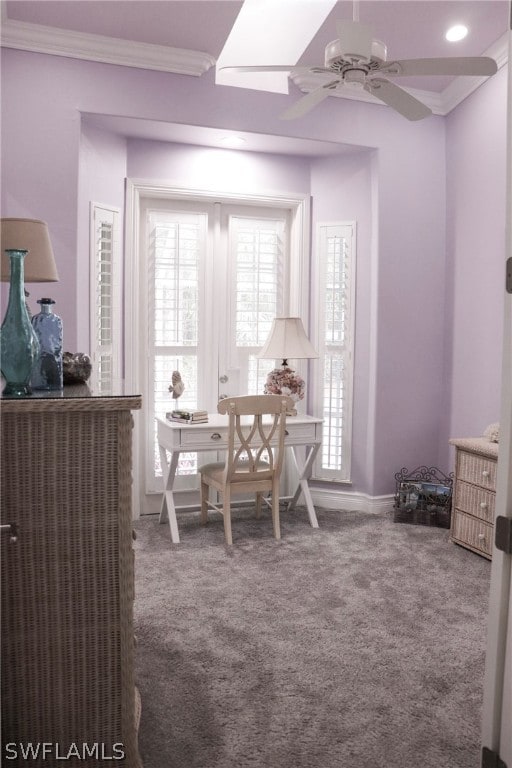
199, 394, 293, 545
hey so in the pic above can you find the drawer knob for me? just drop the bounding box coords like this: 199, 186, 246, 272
480, 502, 488, 510
478, 533, 486, 541
482, 470, 490, 478
211, 432, 222, 441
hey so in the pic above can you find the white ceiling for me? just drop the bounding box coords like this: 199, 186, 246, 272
1, 0, 509, 156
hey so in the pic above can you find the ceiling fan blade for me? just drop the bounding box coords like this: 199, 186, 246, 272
280, 82, 337, 121
380, 56, 497, 78
365, 78, 432, 121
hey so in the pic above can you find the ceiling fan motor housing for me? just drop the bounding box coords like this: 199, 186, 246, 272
325, 38, 387, 71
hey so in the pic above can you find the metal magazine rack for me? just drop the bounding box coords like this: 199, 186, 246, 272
393, 465, 454, 528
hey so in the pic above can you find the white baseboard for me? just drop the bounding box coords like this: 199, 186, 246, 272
138, 488, 395, 518
311, 488, 394, 515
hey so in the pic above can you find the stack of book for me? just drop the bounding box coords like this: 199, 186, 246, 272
166, 409, 209, 424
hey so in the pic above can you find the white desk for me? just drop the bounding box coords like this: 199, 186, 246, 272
156, 413, 323, 543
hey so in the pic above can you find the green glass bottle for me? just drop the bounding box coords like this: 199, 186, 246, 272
0, 249, 40, 396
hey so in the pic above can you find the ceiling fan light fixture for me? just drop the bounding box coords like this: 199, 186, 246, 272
445, 24, 469, 42
344, 69, 366, 88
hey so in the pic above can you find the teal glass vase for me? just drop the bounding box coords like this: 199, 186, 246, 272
0, 249, 40, 396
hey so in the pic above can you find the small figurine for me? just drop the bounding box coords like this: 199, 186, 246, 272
169, 370, 185, 400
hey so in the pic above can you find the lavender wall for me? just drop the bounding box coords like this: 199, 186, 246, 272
442, 65, 508, 467
0, 52, 81, 331
2, 46, 503, 499
78, 122, 127, 352
373, 124, 448, 491
127, 138, 312, 195
309, 151, 375, 492
127, 131, 446, 495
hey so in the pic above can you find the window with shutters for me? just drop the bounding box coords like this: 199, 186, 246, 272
313, 222, 356, 482
89, 203, 121, 392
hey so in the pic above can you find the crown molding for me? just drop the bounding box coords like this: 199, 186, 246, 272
1, 15, 507, 110
440, 31, 509, 114
0, 18, 216, 76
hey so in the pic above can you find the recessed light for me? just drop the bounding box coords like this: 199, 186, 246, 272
220, 135, 247, 148
445, 24, 468, 42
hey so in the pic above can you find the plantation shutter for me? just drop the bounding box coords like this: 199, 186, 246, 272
147, 209, 207, 490
90, 204, 121, 393
229, 215, 285, 395
314, 223, 356, 481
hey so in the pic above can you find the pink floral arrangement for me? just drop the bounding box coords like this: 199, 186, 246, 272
264, 366, 305, 402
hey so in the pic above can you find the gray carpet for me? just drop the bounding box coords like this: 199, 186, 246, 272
133, 507, 491, 768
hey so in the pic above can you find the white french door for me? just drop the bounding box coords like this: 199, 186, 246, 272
133, 190, 308, 513
481, 20, 512, 766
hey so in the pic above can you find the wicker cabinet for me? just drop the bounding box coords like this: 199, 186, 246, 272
0, 391, 142, 766
449, 437, 499, 559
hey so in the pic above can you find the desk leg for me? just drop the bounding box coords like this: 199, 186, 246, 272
159, 447, 180, 543
287, 443, 321, 529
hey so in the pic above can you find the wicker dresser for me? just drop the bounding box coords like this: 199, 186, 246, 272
0, 389, 142, 767
449, 437, 499, 559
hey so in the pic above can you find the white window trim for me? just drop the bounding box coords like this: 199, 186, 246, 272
311, 220, 356, 483
124, 179, 311, 515
89, 202, 122, 391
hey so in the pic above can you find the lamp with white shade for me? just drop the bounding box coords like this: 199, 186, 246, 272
257, 316, 318, 414
0, 218, 59, 396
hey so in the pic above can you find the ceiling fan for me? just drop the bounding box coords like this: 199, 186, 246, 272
220, 12, 498, 121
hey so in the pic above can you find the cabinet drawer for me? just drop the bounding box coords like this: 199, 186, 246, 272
456, 450, 497, 491
179, 422, 318, 450
451, 510, 493, 558
284, 423, 318, 443
180, 427, 229, 449
454, 480, 495, 523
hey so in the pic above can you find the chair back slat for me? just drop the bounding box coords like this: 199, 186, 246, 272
217, 395, 293, 483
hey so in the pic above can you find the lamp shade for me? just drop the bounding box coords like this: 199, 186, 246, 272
1, 218, 58, 282
258, 317, 318, 360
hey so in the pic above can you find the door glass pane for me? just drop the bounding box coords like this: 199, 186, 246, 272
152, 219, 199, 347
148, 211, 206, 489
230, 216, 285, 394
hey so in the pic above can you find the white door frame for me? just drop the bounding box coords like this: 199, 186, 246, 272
481, 15, 512, 766
124, 178, 310, 517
